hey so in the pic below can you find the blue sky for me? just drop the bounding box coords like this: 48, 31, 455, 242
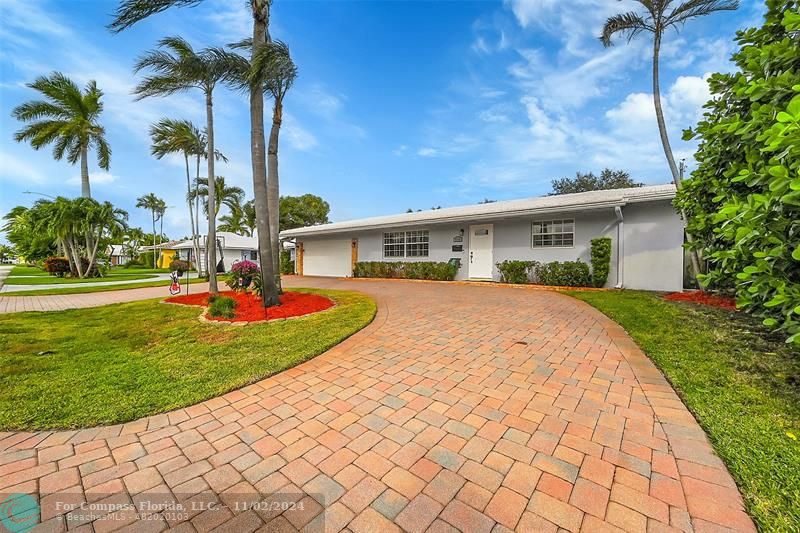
0, 0, 765, 241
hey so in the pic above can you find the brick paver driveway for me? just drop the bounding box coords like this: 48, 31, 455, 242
0, 278, 753, 532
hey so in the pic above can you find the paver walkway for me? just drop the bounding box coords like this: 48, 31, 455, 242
0, 278, 754, 532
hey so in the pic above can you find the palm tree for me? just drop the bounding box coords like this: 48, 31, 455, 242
260, 41, 297, 290
242, 199, 257, 236
219, 208, 250, 236
156, 199, 167, 246
110, 0, 281, 307
600, 0, 738, 280
136, 193, 163, 268
149, 118, 204, 270
133, 36, 239, 293
12, 72, 110, 198
189, 176, 245, 219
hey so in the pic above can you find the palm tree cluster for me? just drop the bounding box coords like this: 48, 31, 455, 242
136, 193, 167, 268
4, 198, 127, 277
110, 0, 295, 304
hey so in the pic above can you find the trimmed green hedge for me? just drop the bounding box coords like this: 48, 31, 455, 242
497, 260, 536, 284
590, 237, 612, 288
533, 261, 592, 287
354, 261, 458, 281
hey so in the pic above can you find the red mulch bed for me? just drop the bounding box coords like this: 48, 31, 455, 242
165, 290, 334, 323
664, 291, 737, 311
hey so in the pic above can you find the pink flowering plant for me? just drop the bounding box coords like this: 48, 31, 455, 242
225, 260, 260, 292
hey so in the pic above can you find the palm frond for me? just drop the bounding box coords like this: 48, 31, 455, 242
600, 12, 652, 47
666, 0, 739, 28
109, 0, 204, 33
94, 133, 111, 170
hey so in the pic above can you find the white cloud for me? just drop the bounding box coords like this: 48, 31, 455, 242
417, 147, 439, 157
282, 113, 319, 151
67, 172, 118, 187
392, 145, 409, 156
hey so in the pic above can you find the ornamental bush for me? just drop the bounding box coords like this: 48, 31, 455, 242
225, 260, 260, 292
169, 259, 191, 275
208, 295, 236, 319
43, 256, 70, 277
280, 250, 294, 275
674, 1, 800, 344
496, 260, 535, 284
353, 261, 458, 281
532, 261, 592, 287
590, 237, 612, 288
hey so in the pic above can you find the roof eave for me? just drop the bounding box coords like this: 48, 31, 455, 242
280, 197, 662, 238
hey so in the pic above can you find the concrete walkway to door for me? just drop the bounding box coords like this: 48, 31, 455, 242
0, 277, 753, 532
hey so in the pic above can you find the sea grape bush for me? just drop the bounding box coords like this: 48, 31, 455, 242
675, 1, 800, 344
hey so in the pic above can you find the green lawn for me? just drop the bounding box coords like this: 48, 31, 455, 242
5, 273, 159, 285
565, 290, 800, 532
0, 289, 375, 430
9, 265, 49, 276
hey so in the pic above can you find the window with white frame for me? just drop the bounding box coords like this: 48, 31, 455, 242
532, 219, 574, 247
383, 230, 429, 257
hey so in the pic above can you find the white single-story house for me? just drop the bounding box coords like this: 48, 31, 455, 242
172, 231, 260, 273
280, 184, 687, 292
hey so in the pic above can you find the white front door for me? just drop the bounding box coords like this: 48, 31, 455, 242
468, 224, 494, 279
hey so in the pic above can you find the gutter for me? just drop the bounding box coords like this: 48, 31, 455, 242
615, 206, 624, 289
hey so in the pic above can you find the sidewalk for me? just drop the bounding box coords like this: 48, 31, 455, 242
0, 282, 210, 313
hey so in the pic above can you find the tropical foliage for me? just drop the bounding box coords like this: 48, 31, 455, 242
4, 197, 127, 278
280, 194, 330, 231
134, 35, 238, 294
675, 1, 800, 344
2, 206, 57, 262
12, 72, 110, 198
600, 0, 740, 279
533, 261, 592, 287
550, 169, 641, 195
189, 176, 245, 218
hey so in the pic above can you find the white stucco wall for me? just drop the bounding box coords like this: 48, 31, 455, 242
622, 201, 685, 291
295, 201, 685, 291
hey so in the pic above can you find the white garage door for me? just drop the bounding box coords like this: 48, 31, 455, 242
303, 239, 352, 277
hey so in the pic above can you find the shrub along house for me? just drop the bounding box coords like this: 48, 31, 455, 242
281, 184, 686, 291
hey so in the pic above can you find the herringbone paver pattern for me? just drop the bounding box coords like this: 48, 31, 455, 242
0, 278, 754, 532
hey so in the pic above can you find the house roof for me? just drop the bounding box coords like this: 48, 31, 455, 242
281, 184, 677, 238
172, 231, 258, 250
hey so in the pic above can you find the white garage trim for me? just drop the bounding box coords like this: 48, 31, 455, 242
302, 239, 352, 277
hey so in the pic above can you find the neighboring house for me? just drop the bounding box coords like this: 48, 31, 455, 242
281, 184, 686, 292
107, 244, 127, 266
172, 231, 260, 273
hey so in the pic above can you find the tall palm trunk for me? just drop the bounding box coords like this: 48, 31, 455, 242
184, 154, 200, 272
195, 155, 202, 274
652, 32, 702, 280
205, 90, 219, 294
250, 2, 280, 307
267, 101, 282, 291
80, 144, 91, 198
151, 210, 157, 269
